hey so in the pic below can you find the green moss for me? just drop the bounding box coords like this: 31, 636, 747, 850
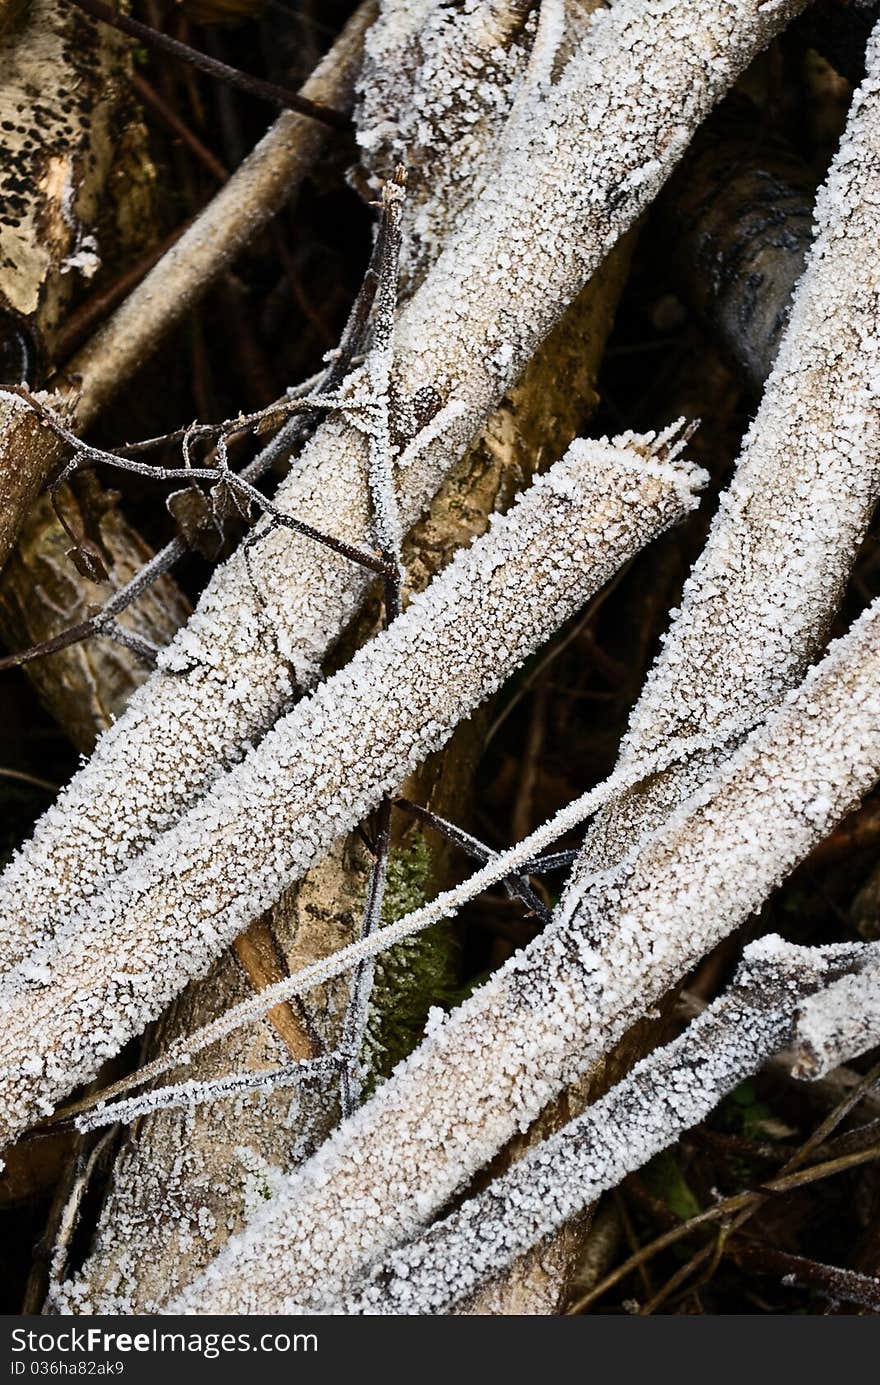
715, 1078, 777, 1138
362, 832, 460, 1086
641, 1149, 702, 1222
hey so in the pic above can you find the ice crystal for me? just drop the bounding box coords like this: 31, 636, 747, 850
0, 433, 703, 1149
791, 955, 880, 1079
569, 16, 880, 882
341, 939, 876, 1314
0, 0, 805, 978
169, 597, 880, 1313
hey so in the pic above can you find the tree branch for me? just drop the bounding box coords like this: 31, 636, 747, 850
0, 431, 705, 1150
0, 0, 809, 997
336, 939, 879, 1315
168, 591, 880, 1314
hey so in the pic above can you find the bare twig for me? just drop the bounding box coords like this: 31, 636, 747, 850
64, 0, 349, 128
0, 182, 391, 679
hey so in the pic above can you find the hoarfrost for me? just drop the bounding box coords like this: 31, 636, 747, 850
170, 597, 880, 1313
791, 956, 880, 1079
340, 939, 878, 1314
0, 0, 807, 978
0, 432, 703, 1148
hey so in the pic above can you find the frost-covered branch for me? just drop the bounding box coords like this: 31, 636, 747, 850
500, 20, 880, 1307
49, 7, 636, 1311
0, 432, 704, 1149
169, 594, 880, 1314
355, 0, 601, 289
568, 16, 880, 886
336, 938, 878, 1315
0, 0, 806, 978
46, 707, 762, 1114
791, 956, 880, 1079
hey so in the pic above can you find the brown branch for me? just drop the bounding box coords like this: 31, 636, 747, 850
0, 2, 373, 574
570, 1059, 880, 1313
65, 0, 349, 129
130, 70, 229, 183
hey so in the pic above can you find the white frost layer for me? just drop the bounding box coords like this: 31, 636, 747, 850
340, 938, 876, 1315
0, 434, 704, 1149
0, 0, 806, 974
506, 14, 880, 1300
169, 596, 880, 1314
791, 956, 880, 1079
570, 16, 880, 881
355, 0, 536, 286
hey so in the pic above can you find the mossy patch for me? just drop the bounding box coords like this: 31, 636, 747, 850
362, 831, 460, 1085
641, 1148, 701, 1222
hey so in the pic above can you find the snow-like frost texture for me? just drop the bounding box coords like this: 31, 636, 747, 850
169, 595, 880, 1314
568, 16, 880, 883
0, 0, 807, 977
0, 433, 703, 1148
791, 956, 880, 1079
339, 938, 876, 1314
355, 0, 538, 288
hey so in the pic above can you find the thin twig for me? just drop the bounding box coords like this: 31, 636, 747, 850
338, 171, 410, 1112
0, 387, 393, 580
64, 0, 349, 129
0, 195, 389, 675
570, 1059, 880, 1313
394, 797, 553, 923
0, 768, 59, 795
733, 1243, 880, 1313
131, 70, 229, 183
339, 798, 393, 1116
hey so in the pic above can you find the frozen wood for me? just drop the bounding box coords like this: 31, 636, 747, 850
0, 432, 704, 1149
790, 955, 880, 1079
169, 594, 880, 1314
61, 248, 635, 1319
51, 819, 455, 1314
355, 0, 531, 289
356, 0, 602, 289
570, 22, 880, 886
0, 0, 808, 984
0, 492, 189, 1290
45, 947, 334, 1314
55, 251, 633, 1309
465, 31, 880, 1307
338, 938, 876, 1315
520, 21, 880, 1307
56, 8, 632, 1312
